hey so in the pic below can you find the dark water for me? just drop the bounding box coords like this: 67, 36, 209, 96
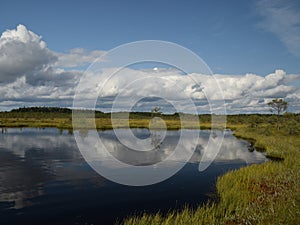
0, 128, 267, 225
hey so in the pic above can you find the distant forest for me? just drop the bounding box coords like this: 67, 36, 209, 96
1, 106, 299, 121
11, 107, 73, 113
0, 107, 299, 134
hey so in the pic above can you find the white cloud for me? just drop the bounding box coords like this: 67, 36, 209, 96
0, 25, 101, 109
54, 48, 106, 68
0, 24, 299, 113
75, 67, 299, 113
0, 24, 105, 85
0, 24, 56, 83
256, 0, 300, 57
0, 76, 75, 102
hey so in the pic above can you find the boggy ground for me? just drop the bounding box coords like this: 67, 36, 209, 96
1, 108, 300, 224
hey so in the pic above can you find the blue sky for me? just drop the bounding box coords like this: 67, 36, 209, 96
0, 0, 299, 113
1, 0, 300, 74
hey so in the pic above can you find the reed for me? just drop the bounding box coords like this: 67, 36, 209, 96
122, 126, 300, 225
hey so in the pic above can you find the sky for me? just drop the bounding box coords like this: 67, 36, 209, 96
0, 0, 300, 113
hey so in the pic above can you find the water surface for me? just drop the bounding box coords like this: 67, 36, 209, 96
0, 128, 266, 225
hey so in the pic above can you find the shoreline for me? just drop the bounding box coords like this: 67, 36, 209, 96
121, 125, 300, 224
1, 114, 299, 224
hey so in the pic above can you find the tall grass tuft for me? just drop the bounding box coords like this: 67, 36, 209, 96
122, 125, 300, 225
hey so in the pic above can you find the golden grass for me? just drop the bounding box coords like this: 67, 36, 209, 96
122, 126, 300, 225
1, 113, 299, 224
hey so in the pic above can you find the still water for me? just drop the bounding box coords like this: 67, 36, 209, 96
0, 128, 267, 225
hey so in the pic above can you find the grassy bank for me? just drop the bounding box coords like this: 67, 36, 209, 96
2, 107, 298, 131
122, 126, 300, 225
0, 107, 212, 129
1, 107, 300, 224
0, 117, 213, 130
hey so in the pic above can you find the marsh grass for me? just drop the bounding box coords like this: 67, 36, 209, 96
119, 203, 223, 225
122, 126, 300, 225
1, 109, 300, 224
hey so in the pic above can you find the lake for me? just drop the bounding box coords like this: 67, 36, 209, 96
0, 128, 267, 225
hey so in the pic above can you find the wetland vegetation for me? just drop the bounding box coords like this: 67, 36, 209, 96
0, 107, 299, 224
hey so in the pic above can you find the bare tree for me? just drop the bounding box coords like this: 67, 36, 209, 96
151, 107, 161, 114
267, 98, 288, 130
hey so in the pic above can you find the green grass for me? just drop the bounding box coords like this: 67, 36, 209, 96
121, 126, 300, 225
1, 108, 300, 224
0, 114, 208, 130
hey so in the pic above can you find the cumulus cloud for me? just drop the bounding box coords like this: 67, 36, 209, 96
0, 24, 105, 86
54, 48, 106, 68
208, 70, 299, 113
74, 67, 299, 113
256, 0, 300, 57
0, 25, 105, 110
0, 76, 74, 101
0, 24, 56, 83
0, 24, 299, 113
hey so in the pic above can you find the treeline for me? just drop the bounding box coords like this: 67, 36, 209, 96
0, 107, 212, 121
0, 107, 71, 119
11, 107, 72, 113
1, 107, 299, 120
1, 107, 299, 134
